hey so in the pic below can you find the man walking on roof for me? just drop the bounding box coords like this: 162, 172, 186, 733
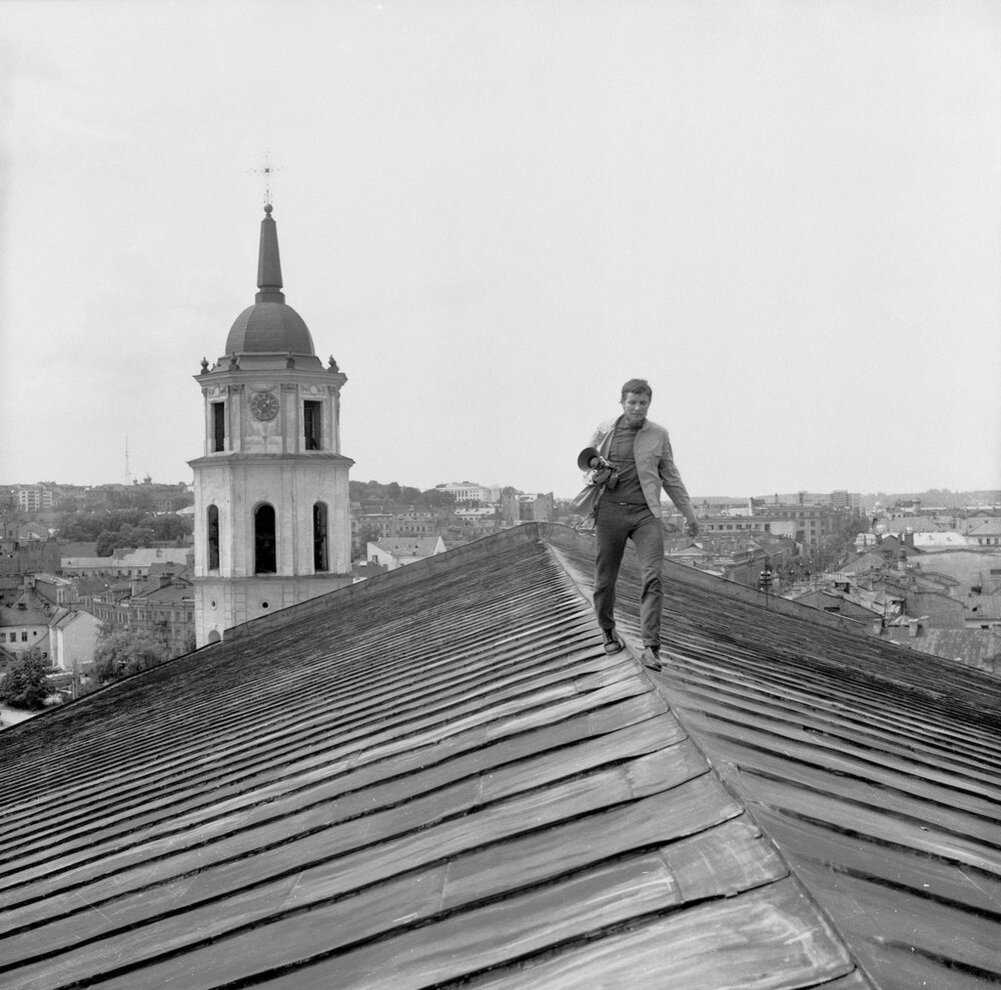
578, 378, 699, 671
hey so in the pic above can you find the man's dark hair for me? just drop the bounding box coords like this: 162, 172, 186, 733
621, 378, 652, 400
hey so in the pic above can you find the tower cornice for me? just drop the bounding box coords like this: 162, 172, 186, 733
194, 365, 348, 390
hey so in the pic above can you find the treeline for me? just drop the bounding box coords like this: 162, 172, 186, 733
58, 509, 192, 556
349, 481, 456, 510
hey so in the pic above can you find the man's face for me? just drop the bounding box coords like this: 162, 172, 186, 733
620, 391, 650, 425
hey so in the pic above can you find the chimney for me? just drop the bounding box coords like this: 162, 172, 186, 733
908, 619, 920, 639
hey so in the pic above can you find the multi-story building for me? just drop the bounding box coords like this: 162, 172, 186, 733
0, 535, 61, 578
32, 573, 77, 607
351, 510, 440, 547
389, 511, 440, 538
968, 520, 1001, 548
500, 492, 554, 526
48, 608, 102, 675
0, 590, 51, 658
437, 482, 490, 504
752, 500, 841, 548
0, 579, 105, 676
89, 567, 196, 657
14, 485, 55, 512
829, 490, 863, 513
61, 547, 192, 580
754, 491, 862, 512
701, 503, 841, 549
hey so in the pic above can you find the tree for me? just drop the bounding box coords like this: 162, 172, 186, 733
416, 488, 454, 509
353, 524, 383, 559
149, 514, 192, 542
95, 530, 119, 557
117, 523, 155, 548
91, 629, 170, 685
0, 648, 51, 710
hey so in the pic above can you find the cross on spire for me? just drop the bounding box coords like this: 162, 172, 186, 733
252, 153, 283, 207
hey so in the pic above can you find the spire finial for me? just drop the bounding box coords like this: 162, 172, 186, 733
255, 199, 285, 303
252, 152, 283, 207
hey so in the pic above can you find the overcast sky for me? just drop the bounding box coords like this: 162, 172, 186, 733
2, 0, 998, 499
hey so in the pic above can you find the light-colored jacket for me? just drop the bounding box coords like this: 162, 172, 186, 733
588, 416, 695, 522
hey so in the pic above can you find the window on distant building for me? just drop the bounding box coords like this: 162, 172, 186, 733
207, 505, 220, 570
254, 504, 277, 574
212, 402, 226, 452
313, 502, 329, 572
21, 631, 27, 641
303, 401, 322, 450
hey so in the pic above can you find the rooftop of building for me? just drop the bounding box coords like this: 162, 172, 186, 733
368, 536, 445, 556
912, 531, 970, 548
1, 523, 999, 988
968, 520, 1001, 536
0, 590, 52, 628
61, 547, 192, 569
131, 570, 195, 605
881, 625, 1001, 673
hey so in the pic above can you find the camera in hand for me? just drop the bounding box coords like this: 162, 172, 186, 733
593, 465, 620, 490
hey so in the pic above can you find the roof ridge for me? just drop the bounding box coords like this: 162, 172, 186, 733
541, 530, 875, 986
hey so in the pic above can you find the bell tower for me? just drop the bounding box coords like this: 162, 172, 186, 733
190, 204, 353, 645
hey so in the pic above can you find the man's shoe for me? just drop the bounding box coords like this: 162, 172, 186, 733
640, 646, 662, 671
601, 628, 625, 654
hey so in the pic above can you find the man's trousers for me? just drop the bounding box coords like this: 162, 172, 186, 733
592, 499, 664, 648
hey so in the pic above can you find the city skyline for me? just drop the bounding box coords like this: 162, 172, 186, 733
4, 473, 998, 507
2, 1, 999, 497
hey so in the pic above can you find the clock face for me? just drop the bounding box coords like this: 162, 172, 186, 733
250, 391, 279, 421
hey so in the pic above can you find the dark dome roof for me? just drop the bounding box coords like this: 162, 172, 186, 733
225, 302, 315, 355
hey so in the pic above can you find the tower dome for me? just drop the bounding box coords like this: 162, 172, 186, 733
223, 203, 316, 357
225, 302, 314, 355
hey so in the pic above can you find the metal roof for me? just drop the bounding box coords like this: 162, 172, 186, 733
1, 523, 999, 988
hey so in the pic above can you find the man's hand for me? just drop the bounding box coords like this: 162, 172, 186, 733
685, 518, 700, 537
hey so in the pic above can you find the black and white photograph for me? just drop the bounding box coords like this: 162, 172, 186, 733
2, 1, 1000, 987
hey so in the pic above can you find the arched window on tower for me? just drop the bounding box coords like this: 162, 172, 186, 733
254, 503, 277, 574
303, 400, 322, 450
313, 502, 329, 572
207, 504, 220, 570
211, 402, 226, 452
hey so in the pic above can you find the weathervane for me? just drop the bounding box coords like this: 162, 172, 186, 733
251, 153, 284, 206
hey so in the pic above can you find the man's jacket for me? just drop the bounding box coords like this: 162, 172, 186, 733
588, 416, 695, 522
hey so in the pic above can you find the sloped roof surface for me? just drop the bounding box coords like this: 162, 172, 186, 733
0, 591, 52, 628
370, 536, 444, 557
970, 594, 1001, 620
881, 626, 1001, 674
968, 520, 1001, 536
1, 524, 1000, 989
